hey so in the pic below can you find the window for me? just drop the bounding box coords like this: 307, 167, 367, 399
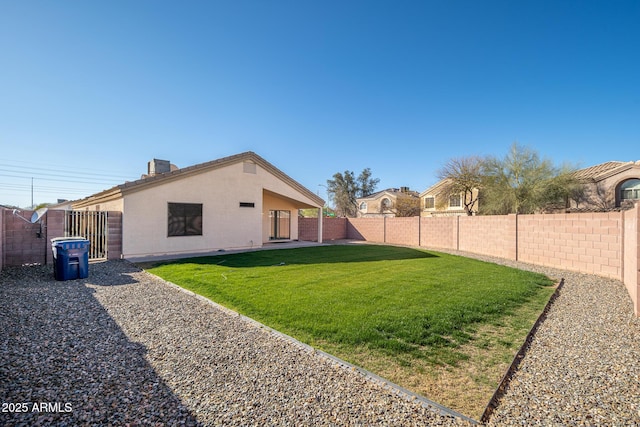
239, 202, 255, 208
449, 195, 461, 208
424, 197, 435, 209
168, 203, 202, 236
359, 201, 367, 211
381, 198, 391, 210
621, 179, 640, 200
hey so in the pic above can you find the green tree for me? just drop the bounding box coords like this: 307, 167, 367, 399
480, 143, 578, 214
357, 168, 379, 197
327, 168, 379, 217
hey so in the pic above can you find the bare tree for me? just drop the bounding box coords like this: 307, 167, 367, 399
436, 156, 483, 215
389, 195, 421, 217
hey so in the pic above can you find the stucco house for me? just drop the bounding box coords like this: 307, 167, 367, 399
420, 179, 478, 217
356, 187, 420, 218
569, 160, 640, 211
72, 152, 324, 260
419, 160, 640, 216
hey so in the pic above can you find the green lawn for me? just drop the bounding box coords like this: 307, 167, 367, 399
145, 244, 555, 418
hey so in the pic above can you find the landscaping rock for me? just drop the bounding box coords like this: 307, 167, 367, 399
0, 260, 472, 426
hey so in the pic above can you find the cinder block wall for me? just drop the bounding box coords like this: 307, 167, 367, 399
385, 217, 419, 246
46, 210, 65, 265
107, 212, 123, 259
3, 210, 47, 266
459, 214, 517, 260
420, 217, 457, 249
323, 217, 348, 241
518, 212, 623, 278
298, 217, 348, 241
623, 206, 639, 314
347, 218, 384, 241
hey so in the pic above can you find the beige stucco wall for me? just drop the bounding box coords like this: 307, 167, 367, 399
115, 161, 319, 259
90, 198, 124, 212
420, 189, 479, 217
358, 196, 393, 217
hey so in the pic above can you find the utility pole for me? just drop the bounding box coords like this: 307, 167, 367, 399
31, 177, 33, 208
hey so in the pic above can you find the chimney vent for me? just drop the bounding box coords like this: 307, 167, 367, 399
148, 159, 171, 176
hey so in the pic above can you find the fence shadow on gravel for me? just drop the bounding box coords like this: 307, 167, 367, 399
86, 259, 146, 287
0, 264, 202, 426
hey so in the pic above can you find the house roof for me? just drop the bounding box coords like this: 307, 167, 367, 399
419, 179, 451, 197
358, 188, 419, 202
572, 160, 640, 182
73, 151, 324, 208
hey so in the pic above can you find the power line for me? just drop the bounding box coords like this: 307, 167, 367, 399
0, 158, 145, 207
0, 184, 97, 196
0, 173, 126, 186
0, 162, 137, 181
1, 158, 142, 176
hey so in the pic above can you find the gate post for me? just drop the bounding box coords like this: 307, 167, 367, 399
107, 212, 123, 259
45, 210, 65, 265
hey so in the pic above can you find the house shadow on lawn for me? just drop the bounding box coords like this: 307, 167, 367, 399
150, 243, 439, 268
0, 263, 201, 426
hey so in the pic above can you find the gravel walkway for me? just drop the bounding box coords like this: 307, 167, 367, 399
1, 260, 472, 426
2, 249, 640, 426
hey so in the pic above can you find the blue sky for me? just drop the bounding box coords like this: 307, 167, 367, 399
1, 0, 639, 208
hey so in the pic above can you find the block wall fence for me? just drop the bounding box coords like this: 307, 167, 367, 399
300, 205, 640, 315
0, 209, 123, 271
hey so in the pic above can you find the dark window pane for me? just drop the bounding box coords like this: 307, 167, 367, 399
168, 203, 202, 236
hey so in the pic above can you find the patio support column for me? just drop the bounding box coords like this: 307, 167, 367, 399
318, 208, 323, 243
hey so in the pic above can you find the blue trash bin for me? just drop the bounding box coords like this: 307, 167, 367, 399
51, 237, 90, 281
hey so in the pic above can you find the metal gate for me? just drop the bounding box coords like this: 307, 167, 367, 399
64, 211, 108, 260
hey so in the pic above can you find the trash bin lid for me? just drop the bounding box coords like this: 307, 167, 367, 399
51, 236, 89, 246
51, 236, 87, 243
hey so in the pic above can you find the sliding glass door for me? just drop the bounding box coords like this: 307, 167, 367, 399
269, 210, 290, 240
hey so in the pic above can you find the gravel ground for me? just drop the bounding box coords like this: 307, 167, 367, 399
2, 248, 640, 426
431, 249, 640, 427
0, 260, 472, 426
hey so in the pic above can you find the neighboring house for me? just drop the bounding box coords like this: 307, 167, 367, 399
356, 187, 420, 218
419, 160, 640, 216
72, 152, 324, 260
419, 179, 478, 217
48, 199, 76, 210
568, 160, 640, 211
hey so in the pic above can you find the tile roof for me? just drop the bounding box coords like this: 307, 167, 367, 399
359, 188, 419, 200
572, 161, 640, 181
